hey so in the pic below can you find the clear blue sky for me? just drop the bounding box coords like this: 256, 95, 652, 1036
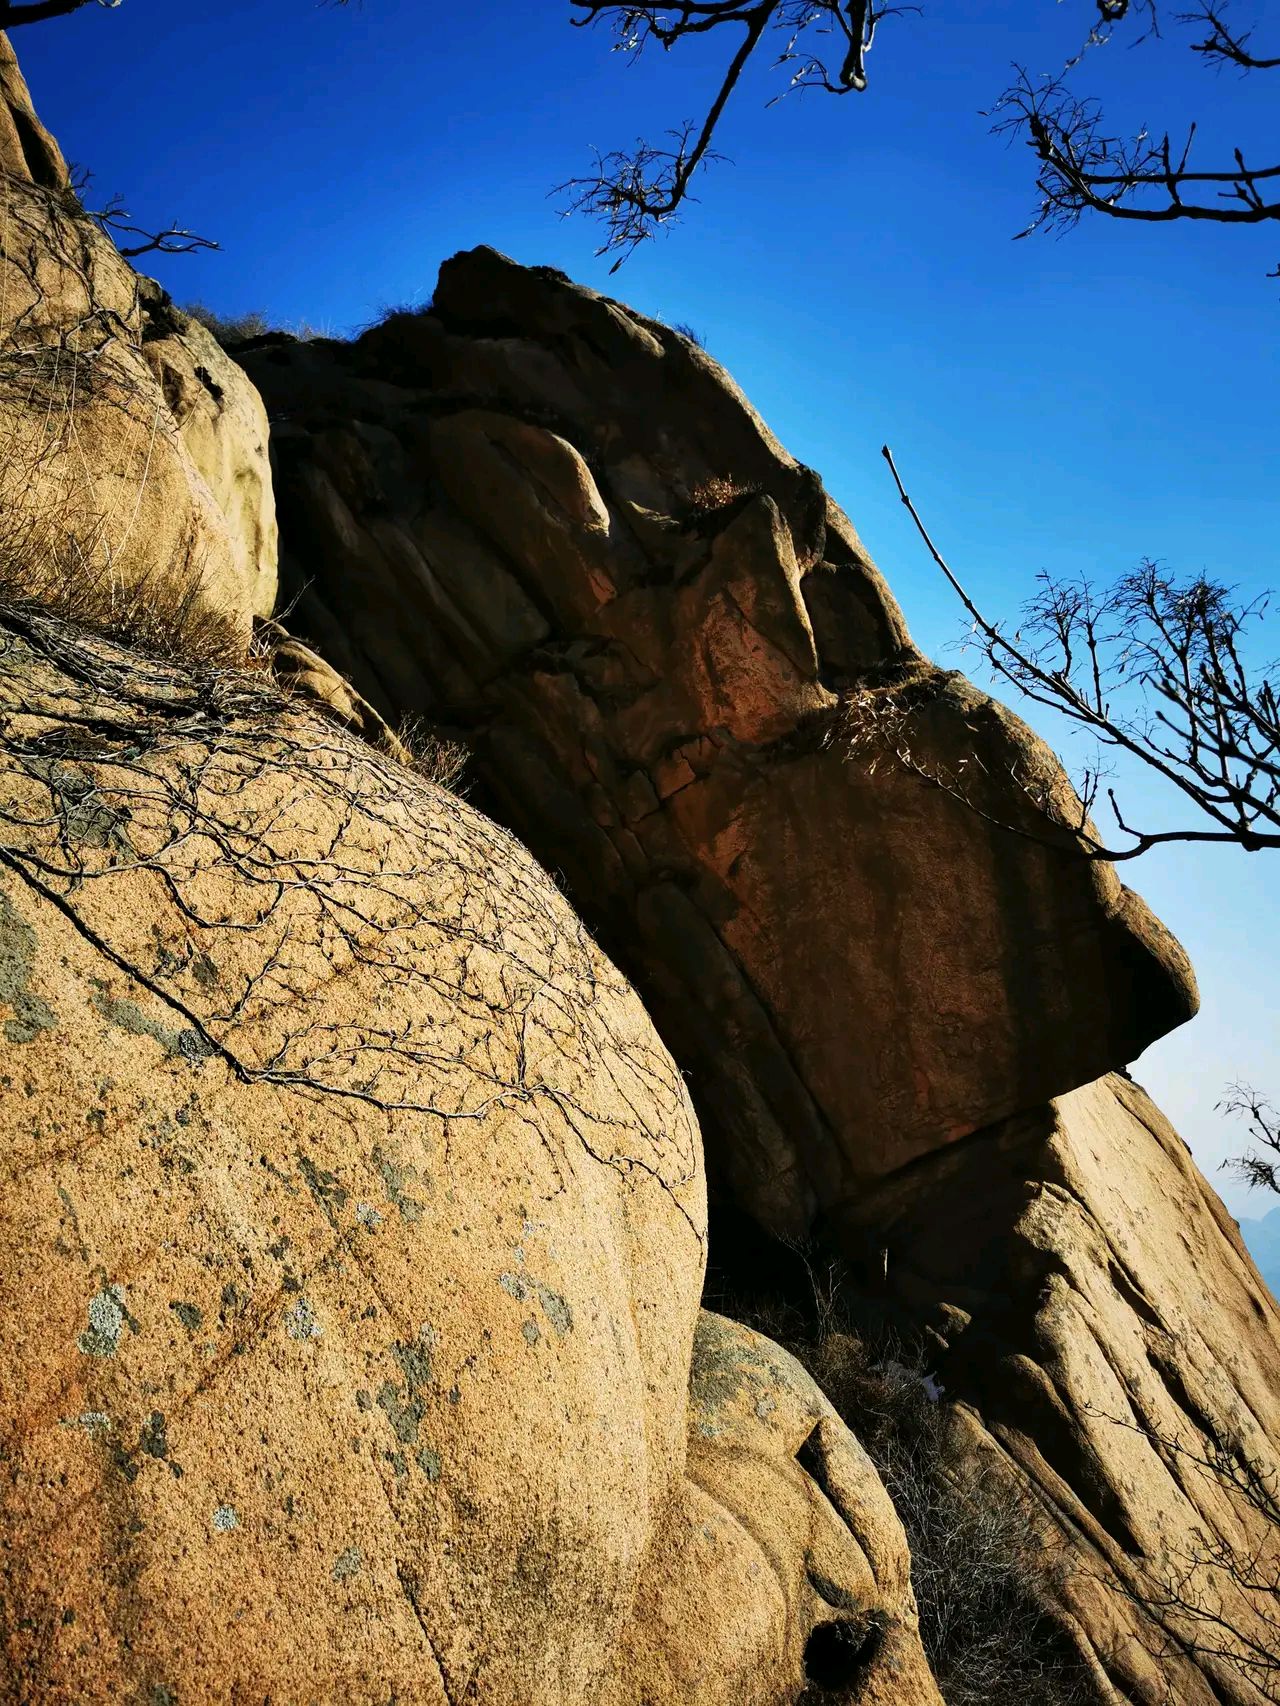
15, 0, 1278, 1213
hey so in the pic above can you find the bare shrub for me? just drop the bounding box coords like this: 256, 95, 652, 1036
0, 351, 246, 667
396, 715, 470, 792
684, 474, 762, 527
179, 304, 272, 347
0, 542, 245, 670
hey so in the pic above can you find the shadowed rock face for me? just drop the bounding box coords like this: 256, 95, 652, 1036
243, 245, 1196, 1233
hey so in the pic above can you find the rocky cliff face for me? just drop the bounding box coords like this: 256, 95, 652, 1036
242, 246, 1195, 1235
240, 251, 1276, 1706
836, 1074, 1280, 1704
2, 34, 1277, 1706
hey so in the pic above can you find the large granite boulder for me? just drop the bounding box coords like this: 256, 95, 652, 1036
833, 1073, 1280, 1706
0, 35, 276, 637
0, 609, 935, 1704
242, 245, 1196, 1235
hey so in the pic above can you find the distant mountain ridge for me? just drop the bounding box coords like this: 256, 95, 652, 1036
1241, 1204, 1280, 1301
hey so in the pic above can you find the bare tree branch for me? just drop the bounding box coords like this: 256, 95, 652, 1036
560, 1, 910, 265
82, 190, 220, 260
880, 445, 1280, 861
1092, 1408, 1280, 1700
1221, 1084, 1280, 1197
992, 68, 1280, 238
0, 0, 117, 25
1182, 2, 1280, 72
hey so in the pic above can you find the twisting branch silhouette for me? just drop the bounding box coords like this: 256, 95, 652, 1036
1092, 1408, 1280, 1701
0, 609, 703, 1235
1221, 1084, 1280, 1198
559, 1, 912, 266
880, 446, 1280, 863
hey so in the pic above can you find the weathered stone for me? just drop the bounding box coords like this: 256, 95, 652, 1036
832, 1073, 1280, 1706
244, 246, 1196, 1235
138, 282, 278, 619
0, 36, 276, 637
604, 1312, 944, 1706
0, 612, 932, 1704
257, 617, 411, 760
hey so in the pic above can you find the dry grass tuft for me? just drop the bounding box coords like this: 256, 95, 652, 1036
0, 541, 245, 670
395, 715, 470, 792
0, 374, 246, 668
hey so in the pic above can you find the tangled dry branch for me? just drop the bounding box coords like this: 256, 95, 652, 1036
991, 1, 1279, 276
0, 611, 702, 1233
1220, 1084, 1280, 1197
1099, 1412, 1280, 1702
560, 0, 909, 265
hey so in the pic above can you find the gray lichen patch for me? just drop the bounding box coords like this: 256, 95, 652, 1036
285, 1297, 322, 1341
500, 1270, 572, 1338
89, 985, 211, 1064
77, 1283, 134, 1358
536, 1286, 573, 1339
332, 1546, 362, 1581
371, 1146, 426, 1223
375, 1327, 436, 1449
20, 758, 129, 852
170, 1300, 203, 1333
688, 1311, 821, 1441
60, 1410, 112, 1434
521, 1318, 541, 1347
0, 890, 57, 1044
298, 1154, 349, 1227
211, 1504, 239, 1533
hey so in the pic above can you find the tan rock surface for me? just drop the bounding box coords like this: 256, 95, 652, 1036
256, 615, 411, 760
833, 1073, 1280, 1706
244, 247, 1196, 1235
0, 611, 935, 1704
0, 35, 276, 636
605, 1311, 945, 1706
0, 611, 702, 1703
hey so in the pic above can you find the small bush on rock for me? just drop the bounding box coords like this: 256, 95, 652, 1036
180, 303, 272, 346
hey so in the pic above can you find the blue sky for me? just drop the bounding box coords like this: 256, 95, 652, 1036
15, 0, 1278, 1211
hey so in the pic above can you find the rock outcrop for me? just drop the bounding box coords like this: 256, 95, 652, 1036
242, 247, 1196, 1235
0, 37, 276, 636
236, 249, 1280, 1706
0, 610, 936, 1705
609, 1312, 943, 1706
835, 1073, 1280, 1705
3, 41, 1277, 1706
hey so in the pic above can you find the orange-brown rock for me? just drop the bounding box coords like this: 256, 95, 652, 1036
0, 35, 276, 635
833, 1073, 1280, 1706
0, 610, 936, 1704
244, 247, 1196, 1235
